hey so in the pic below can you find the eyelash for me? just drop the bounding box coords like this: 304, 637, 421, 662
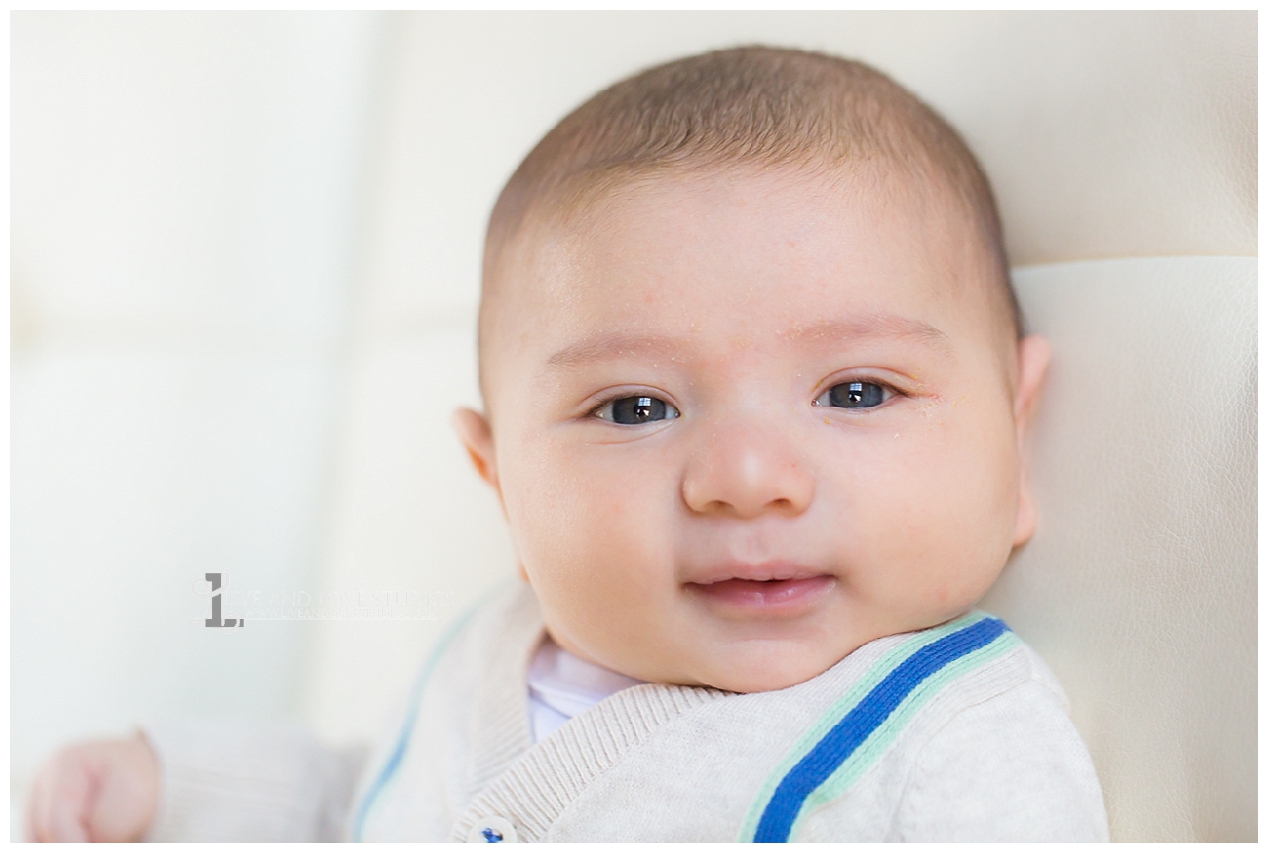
812, 378, 904, 410
586, 377, 905, 424
588, 391, 681, 425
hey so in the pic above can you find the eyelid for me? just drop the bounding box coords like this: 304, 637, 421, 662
587, 390, 681, 423
811, 376, 905, 409
813, 368, 914, 398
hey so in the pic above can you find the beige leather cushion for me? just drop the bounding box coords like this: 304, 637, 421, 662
981, 256, 1256, 842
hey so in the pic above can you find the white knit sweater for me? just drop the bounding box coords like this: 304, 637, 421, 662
145, 581, 1108, 842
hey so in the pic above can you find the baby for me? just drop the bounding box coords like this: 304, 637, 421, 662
27, 47, 1108, 842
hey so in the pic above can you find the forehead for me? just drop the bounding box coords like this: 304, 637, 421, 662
519, 168, 983, 324
485, 166, 1006, 391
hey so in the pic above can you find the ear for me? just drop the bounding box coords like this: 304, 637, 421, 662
452, 407, 500, 495
1011, 335, 1051, 547
455, 408, 524, 581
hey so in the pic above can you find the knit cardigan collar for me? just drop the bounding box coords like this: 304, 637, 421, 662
454, 582, 730, 841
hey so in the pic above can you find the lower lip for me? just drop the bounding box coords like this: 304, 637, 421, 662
686, 576, 835, 614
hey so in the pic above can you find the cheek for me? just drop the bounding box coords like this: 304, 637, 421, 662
831, 400, 1019, 590
501, 436, 674, 591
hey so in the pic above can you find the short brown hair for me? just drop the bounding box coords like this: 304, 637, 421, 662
482, 47, 1021, 389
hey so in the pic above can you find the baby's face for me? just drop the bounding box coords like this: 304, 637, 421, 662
461, 166, 1046, 692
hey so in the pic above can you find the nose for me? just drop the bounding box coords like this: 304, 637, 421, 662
681, 419, 815, 518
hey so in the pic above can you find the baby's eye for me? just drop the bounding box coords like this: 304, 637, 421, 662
595, 395, 680, 425
815, 381, 891, 409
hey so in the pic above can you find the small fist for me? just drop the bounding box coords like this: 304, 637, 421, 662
26, 734, 160, 842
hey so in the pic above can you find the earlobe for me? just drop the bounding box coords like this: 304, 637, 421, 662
1013, 484, 1038, 548
452, 407, 500, 492
1011, 335, 1051, 547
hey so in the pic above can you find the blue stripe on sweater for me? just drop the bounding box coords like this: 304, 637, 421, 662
352, 601, 483, 841
752, 617, 1007, 843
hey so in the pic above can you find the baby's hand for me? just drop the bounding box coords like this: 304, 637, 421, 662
25, 734, 160, 842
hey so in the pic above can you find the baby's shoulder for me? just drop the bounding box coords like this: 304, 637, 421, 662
885, 641, 1108, 841
775, 616, 1107, 841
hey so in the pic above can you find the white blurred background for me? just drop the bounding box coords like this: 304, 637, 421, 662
10, 10, 1254, 833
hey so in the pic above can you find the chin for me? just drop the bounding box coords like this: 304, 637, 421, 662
694, 647, 846, 694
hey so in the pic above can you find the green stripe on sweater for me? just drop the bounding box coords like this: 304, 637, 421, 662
738, 612, 1016, 842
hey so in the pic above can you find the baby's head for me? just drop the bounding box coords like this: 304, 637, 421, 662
455, 47, 1049, 692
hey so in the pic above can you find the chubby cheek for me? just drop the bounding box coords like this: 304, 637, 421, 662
837, 398, 1020, 616
499, 435, 676, 647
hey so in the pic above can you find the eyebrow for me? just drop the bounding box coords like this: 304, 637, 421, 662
544, 314, 951, 368
547, 332, 685, 368
786, 316, 952, 355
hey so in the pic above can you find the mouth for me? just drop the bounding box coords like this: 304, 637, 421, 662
683, 563, 836, 615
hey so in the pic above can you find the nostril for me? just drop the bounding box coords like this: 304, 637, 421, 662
680, 439, 815, 518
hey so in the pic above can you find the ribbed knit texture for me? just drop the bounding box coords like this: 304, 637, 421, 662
467, 595, 542, 797
143, 722, 365, 842
452, 683, 725, 842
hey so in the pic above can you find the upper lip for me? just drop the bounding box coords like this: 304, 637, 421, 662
685, 562, 831, 585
